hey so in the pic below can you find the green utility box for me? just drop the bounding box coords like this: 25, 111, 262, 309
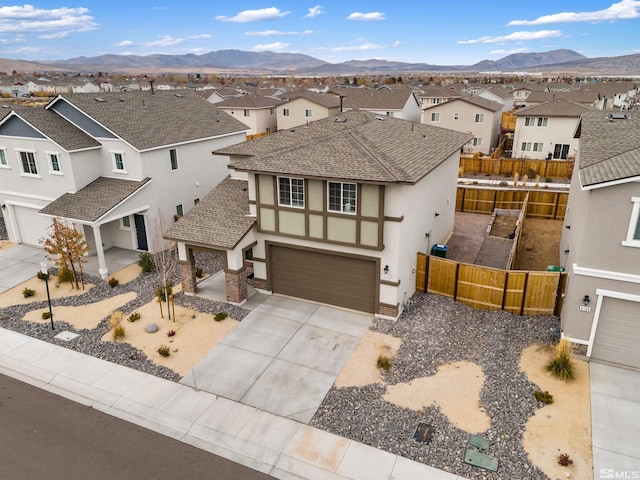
431, 244, 449, 258
546, 265, 564, 272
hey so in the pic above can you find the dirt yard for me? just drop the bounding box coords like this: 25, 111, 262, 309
514, 218, 563, 271
490, 215, 518, 238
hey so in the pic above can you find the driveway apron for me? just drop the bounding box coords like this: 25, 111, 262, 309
181, 296, 372, 423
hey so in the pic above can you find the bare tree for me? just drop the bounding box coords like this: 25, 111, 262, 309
151, 209, 179, 321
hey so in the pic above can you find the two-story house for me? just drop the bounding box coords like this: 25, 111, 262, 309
216, 95, 283, 140
512, 99, 590, 160
166, 111, 471, 318
275, 92, 341, 130
560, 111, 640, 369
339, 88, 422, 123
0, 90, 248, 278
422, 95, 503, 155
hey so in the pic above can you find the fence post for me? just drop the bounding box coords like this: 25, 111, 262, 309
520, 272, 529, 315
453, 262, 461, 301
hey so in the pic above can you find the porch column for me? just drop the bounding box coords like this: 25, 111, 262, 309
178, 246, 197, 295
92, 225, 108, 279
225, 249, 247, 304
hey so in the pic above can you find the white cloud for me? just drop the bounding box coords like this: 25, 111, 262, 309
116, 40, 134, 47
305, 5, 325, 18
38, 31, 68, 39
145, 35, 184, 47
489, 48, 529, 55
216, 7, 290, 23
347, 11, 385, 21
318, 39, 400, 53
187, 34, 211, 39
245, 29, 313, 36
0, 5, 98, 34
509, 0, 640, 25
253, 41, 290, 51
458, 30, 562, 44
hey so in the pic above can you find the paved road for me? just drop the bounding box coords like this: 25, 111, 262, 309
0, 374, 274, 480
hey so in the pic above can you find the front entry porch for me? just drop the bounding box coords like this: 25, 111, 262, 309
82, 247, 140, 278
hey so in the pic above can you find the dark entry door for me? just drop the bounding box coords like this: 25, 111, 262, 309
134, 214, 148, 251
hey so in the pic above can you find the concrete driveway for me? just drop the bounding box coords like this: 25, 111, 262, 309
0, 244, 48, 294
590, 362, 640, 479
181, 295, 372, 424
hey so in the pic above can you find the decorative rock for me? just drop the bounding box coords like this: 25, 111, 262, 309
145, 322, 159, 333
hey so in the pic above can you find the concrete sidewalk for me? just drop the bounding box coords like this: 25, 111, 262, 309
0, 327, 468, 480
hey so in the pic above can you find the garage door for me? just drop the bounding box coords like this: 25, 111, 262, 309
269, 245, 377, 313
591, 297, 640, 369
13, 206, 52, 246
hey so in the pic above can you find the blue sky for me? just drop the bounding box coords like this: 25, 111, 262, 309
1, 1, 639, 64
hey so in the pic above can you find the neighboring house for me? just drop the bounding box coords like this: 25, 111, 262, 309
339, 88, 422, 123
197, 89, 227, 104
166, 111, 471, 318
522, 90, 600, 109
70, 80, 100, 94
276, 92, 341, 130
422, 95, 503, 155
216, 95, 282, 139
512, 99, 589, 160
560, 111, 640, 369
415, 86, 459, 108
0, 90, 248, 278
478, 86, 515, 111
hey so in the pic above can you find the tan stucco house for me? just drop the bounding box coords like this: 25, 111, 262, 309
166, 111, 471, 318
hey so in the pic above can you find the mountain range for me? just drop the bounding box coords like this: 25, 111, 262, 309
1, 49, 639, 75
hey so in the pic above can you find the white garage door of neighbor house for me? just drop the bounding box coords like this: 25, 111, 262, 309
591, 297, 640, 369
13, 206, 52, 246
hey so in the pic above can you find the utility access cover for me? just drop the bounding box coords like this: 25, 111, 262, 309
54, 331, 80, 341
413, 423, 434, 444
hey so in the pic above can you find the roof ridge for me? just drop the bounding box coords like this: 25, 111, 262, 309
347, 127, 408, 182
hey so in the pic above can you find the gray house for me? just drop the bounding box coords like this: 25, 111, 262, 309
560, 111, 640, 369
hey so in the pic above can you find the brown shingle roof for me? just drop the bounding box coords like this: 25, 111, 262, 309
164, 176, 255, 249
422, 95, 502, 112
220, 111, 472, 184
577, 111, 640, 187
514, 99, 590, 117
39, 177, 151, 222
339, 88, 417, 110
51, 90, 248, 151
218, 95, 284, 109
278, 91, 341, 108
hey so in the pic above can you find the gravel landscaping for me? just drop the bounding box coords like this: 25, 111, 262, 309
311, 292, 560, 480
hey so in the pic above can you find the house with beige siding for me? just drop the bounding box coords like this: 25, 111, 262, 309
166, 111, 471, 318
339, 88, 422, 122
276, 92, 341, 130
422, 96, 503, 155
217, 95, 283, 139
560, 111, 640, 369
512, 99, 589, 160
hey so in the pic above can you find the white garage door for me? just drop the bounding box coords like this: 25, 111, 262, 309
591, 297, 640, 369
13, 206, 52, 246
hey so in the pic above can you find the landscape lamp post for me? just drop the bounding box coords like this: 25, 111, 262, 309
41, 262, 54, 330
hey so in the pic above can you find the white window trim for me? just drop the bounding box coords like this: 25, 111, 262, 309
0, 147, 9, 168
277, 176, 305, 208
17, 149, 40, 177
46, 151, 63, 175
472, 137, 483, 147
111, 151, 127, 174
453, 113, 459, 120
283, 108, 290, 117
170, 148, 179, 171
430, 112, 440, 122
120, 216, 131, 230
474, 113, 485, 123
327, 181, 357, 215
622, 197, 640, 247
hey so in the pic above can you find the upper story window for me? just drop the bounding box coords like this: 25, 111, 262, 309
283, 108, 290, 117
278, 177, 304, 208
525, 116, 535, 126
430, 112, 440, 122
305, 109, 312, 117
537, 117, 548, 127
430, 98, 442, 105
474, 113, 485, 123
19, 151, 38, 176
170, 148, 178, 170
386, 111, 395, 117
328, 181, 356, 214
269, 107, 275, 115
176, 204, 184, 216
244, 109, 250, 117
453, 113, 459, 120
0, 148, 8, 168
48, 152, 61, 173
112, 151, 126, 172
623, 197, 640, 248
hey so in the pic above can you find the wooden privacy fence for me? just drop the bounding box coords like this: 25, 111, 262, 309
460, 157, 574, 179
456, 186, 568, 220
415, 253, 567, 316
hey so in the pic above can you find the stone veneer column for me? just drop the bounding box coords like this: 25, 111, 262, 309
253, 277, 267, 291
178, 248, 197, 294
378, 303, 399, 318
225, 269, 247, 304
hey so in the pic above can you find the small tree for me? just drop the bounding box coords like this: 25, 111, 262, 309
152, 209, 179, 320
40, 218, 90, 289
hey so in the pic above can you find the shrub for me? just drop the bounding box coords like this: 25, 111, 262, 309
109, 311, 124, 328
22, 287, 36, 298
545, 338, 575, 381
195, 267, 204, 278
214, 312, 228, 322
157, 345, 170, 357
557, 453, 573, 467
167, 330, 176, 337
42, 311, 51, 320
157, 282, 173, 302
108, 276, 119, 288
138, 252, 156, 273
57, 265, 74, 284
127, 311, 141, 323
545, 176, 553, 183
534, 390, 554, 404
112, 323, 125, 341
377, 354, 392, 372
36, 271, 48, 280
